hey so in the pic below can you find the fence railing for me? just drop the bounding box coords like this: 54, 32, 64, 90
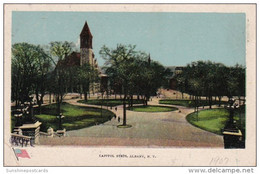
11, 133, 32, 147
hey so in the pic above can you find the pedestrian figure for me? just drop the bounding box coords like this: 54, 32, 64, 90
115, 107, 117, 111
114, 115, 116, 119
110, 106, 112, 110
118, 116, 120, 123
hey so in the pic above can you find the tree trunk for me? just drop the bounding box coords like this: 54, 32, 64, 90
38, 103, 42, 115
49, 93, 51, 103
57, 96, 61, 115
80, 85, 83, 99
123, 98, 126, 126
142, 95, 146, 105
128, 97, 130, 107
145, 96, 148, 106
209, 96, 212, 109
52, 93, 55, 102
84, 92, 88, 101
71, 83, 73, 93
194, 95, 197, 112
218, 96, 222, 107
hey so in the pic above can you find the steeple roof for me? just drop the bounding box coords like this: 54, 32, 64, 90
80, 21, 93, 37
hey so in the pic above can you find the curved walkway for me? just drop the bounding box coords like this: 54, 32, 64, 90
39, 98, 224, 147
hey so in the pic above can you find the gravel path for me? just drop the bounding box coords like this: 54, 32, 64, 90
39, 97, 224, 147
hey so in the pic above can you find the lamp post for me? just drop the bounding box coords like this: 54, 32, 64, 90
100, 93, 103, 117
57, 113, 65, 130
226, 98, 237, 130
222, 98, 242, 148
23, 97, 36, 124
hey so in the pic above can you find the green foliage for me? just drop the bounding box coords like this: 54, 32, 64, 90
77, 63, 99, 99
100, 44, 172, 125
127, 105, 178, 112
117, 124, 132, 128
186, 107, 245, 136
11, 43, 52, 103
49, 41, 75, 114
175, 61, 245, 108
34, 103, 115, 132
100, 44, 171, 99
159, 99, 228, 107
50, 41, 74, 61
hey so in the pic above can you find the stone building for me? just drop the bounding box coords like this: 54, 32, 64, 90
80, 21, 95, 67
168, 66, 184, 90
59, 21, 107, 93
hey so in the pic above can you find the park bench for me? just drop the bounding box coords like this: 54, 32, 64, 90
56, 129, 66, 137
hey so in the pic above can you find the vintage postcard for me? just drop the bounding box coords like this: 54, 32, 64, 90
3, 4, 256, 166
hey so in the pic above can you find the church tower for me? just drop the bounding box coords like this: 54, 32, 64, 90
80, 21, 94, 66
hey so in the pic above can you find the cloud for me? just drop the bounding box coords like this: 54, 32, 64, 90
75, 37, 80, 48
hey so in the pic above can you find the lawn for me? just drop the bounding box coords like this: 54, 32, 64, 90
127, 105, 178, 112
159, 99, 228, 107
32, 102, 115, 132
186, 106, 245, 139
78, 99, 144, 107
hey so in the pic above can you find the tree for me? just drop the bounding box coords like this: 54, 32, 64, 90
49, 41, 74, 115
100, 44, 137, 126
100, 44, 172, 125
175, 74, 186, 99
175, 60, 245, 108
12, 43, 52, 110
138, 58, 172, 105
225, 64, 245, 103
77, 63, 98, 101
213, 63, 227, 106
33, 46, 52, 113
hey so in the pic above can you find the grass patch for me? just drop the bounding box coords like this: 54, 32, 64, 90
117, 124, 132, 128
186, 106, 245, 139
159, 99, 228, 107
127, 105, 178, 112
32, 102, 115, 132
78, 99, 144, 107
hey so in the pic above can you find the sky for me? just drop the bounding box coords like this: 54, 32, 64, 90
12, 11, 246, 67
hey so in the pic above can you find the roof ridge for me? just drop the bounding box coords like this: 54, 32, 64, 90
80, 21, 93, 37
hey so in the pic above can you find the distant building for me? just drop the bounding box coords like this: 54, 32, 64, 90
174, 67, 184, 75
80, 22, 95, 67
59, 21, 107, 93
167, 66, 184, 90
